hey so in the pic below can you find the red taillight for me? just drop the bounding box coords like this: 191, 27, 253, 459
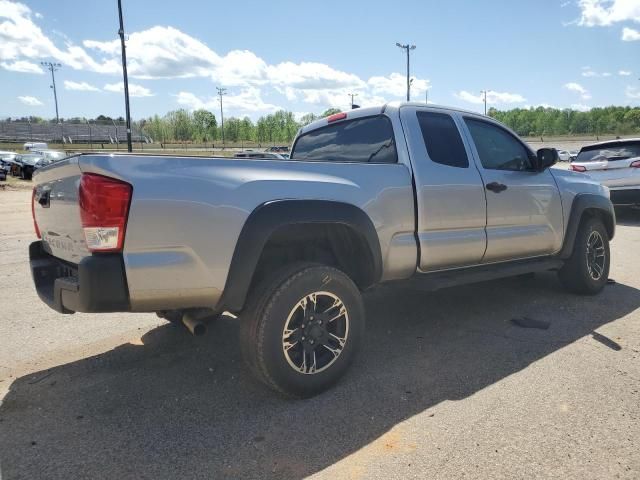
327, 112, 347, 123
571, 164, 586, 172
79, 173, 132, 252
631, 160, 640, 168
31, 188, 41, 238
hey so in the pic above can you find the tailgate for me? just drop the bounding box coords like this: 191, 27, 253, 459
32, 156, 91, 264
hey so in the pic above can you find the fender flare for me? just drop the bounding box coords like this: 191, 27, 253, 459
218, 200, 382, 312
559, 193, 615, 259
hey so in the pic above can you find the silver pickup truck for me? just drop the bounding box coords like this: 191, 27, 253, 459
30, 103, 615, 397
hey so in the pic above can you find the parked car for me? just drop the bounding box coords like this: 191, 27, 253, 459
23, 142, 48, 151
569, 150, 579, 161
13, 154, 48, 180
234, 151, 285, 159
32, 149, 67, 163
570, 138, 640, 206
557, 150, 571, 162
0, 163, 7, 181
0, 151, 18, 174
266, 145, 290, 153
30, 103, 614, 397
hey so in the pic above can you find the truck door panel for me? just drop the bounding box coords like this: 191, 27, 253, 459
461, 117, 563, 262
400, 107, 487, 271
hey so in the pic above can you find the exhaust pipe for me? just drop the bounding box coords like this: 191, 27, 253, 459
182, 311, 207, 336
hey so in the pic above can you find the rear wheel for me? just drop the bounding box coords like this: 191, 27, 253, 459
240, 263, 364, 398
559, 217, 610, 294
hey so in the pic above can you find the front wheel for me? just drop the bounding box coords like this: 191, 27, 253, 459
559, 217, 610, 294
240, 263, 365, 398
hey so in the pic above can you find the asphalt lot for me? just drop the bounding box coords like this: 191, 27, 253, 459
0, 185, 639, 480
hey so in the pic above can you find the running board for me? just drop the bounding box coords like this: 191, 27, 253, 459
395, 258, 564, 292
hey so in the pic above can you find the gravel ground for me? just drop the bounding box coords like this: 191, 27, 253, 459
0, 185, 639, 480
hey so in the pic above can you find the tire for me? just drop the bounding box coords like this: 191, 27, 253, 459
558, 216, 610, 295
240, 263, 365, 398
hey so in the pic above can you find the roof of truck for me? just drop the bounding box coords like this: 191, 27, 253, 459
298, 102, 485, 137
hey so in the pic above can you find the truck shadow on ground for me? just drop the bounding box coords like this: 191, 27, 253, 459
2, 272, 639, 479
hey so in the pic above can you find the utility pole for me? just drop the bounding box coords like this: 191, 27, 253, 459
396, 43, 416, 101
348, 93, 358, 109
217, 87, 227, 145
117, 0, 132, 152
480, 90, 488, 115
41, 62, 61, 123
425, 89, 428, 105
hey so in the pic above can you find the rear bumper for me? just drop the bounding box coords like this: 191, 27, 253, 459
610, 189, 640, 206
29, 241, 130, 314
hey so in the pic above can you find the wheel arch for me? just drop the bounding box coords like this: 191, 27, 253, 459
218, 200, 383, 313
559, 193, 615, 259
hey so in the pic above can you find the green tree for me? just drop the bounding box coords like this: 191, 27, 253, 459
192, 109, 217, 142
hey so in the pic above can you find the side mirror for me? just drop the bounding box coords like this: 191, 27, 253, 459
536, 148, 558, 171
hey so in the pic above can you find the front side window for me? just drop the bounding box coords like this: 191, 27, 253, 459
465, 118, 533, 171
417, 111, 468, 168
291, 115, 397, 163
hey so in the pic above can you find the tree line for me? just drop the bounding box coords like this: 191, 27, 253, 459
136, 108, 340, 144
6, 105, 640, 143
488, 106, 640, 137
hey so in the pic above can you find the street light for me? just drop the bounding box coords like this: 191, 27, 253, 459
117, 0, 133, 152
41, 62, 61, 124
396, 43, 416, 101
480, 90, 489, 115
217, 87, 227, 146
348, 92, 358, 109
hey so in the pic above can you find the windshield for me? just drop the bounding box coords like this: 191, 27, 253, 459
576, 142, 640, 162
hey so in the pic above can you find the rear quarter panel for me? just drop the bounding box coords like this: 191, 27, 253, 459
79, 154, 416, 311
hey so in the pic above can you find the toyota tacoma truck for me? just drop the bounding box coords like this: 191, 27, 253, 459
29, 103, 615, 397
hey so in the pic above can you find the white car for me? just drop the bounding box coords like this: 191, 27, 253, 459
570, 139, 640, 206
557, 150, 571, 162
23, 142, 48, 151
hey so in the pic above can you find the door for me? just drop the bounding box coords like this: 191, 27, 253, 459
461, 117, 563, 263
400, 106, 487, 271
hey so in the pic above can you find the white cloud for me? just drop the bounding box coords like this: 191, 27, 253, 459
626, 86, 640, 99
571, 103, 591, 111
18, 95, 43, 106
455, 90, 526, 105
368, 72, 430, 98
64, 80, 99, 91
581, 66, 613, 77
0, 0, 119, 73
175, 88, 279, 116
564, 82, 592, 100
104, 82, 154, 97
577, 0, 640, 26
0, 59, 42, 74
619, 69, 633, 75
622, 26, 640, 40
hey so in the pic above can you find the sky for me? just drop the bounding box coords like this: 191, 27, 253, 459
1, 0, 639, 121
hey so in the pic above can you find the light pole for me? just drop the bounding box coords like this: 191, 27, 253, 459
41, 62, 61, 124
217, 87, 227, 146
396, 43, 416, 101
348, 93, 358, 109
480, 90, 489, 115
117, 0, 133, 152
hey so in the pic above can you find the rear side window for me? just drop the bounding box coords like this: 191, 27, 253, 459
417, 112, 468, 168
291, 115, 397, 163
577, 142, 640, 162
